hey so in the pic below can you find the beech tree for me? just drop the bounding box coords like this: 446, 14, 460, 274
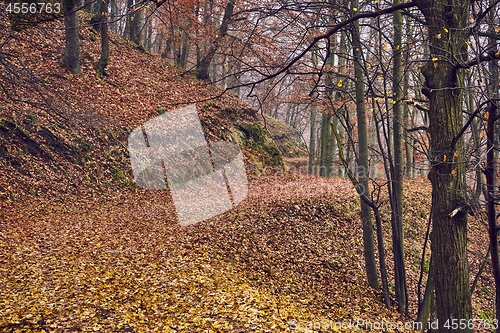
350, 0, 379, 290
414, 1, 472, 328
391, 0, 408, 315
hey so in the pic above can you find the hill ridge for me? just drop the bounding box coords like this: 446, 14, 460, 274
0, 10, 291, 200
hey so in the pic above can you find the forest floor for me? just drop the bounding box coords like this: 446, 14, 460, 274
0, 174, 495, 332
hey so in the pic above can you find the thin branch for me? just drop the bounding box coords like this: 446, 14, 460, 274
455, 49, 500, 69
407, 126, 428, 133
227, 1, 417, 91
450, 100, 490, 151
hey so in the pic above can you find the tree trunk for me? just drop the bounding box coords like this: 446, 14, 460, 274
466, 88, 482, 204
110, 0, 118, 33
403, 17, 414, 178
337, 32, 348, 178
308, 105, 317, 175
197, 0, 234, 80
417, 256, 434, 331
351, 0, 379, 290
84, 0, 98, 14
319, 113, 333, 177
142, 15, 150, 51
62, 0, 80, 73
487, 2, 500, 320
128, 0, 142, 45
415, 1, 472, 330
332, 124, 390, 307
123, 0, 132, 39
178, 30, 190, 69
391, 0, 408, 314
486, 104, 499, 320
227, 59, 241, 97
97, 0, 109, 76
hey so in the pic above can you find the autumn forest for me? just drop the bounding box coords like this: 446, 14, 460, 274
1, 0, 500, 332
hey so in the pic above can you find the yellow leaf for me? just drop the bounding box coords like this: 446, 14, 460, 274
353, 7, 358, 11
443, 155, 447, 162
465, 41, 471, 46
451, 169, 456, 175
454, 151, 459, 157
392, 100, 396, 104
432, 57, 438, 62
443, 27, 449, 33
337, 79, 343, 88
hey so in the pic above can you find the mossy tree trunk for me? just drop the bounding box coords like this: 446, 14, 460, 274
414, 0, 472, 330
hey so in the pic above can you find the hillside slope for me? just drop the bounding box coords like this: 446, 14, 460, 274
0, 9, 288, 200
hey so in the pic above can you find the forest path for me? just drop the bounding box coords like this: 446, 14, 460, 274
0, 176, 438, 332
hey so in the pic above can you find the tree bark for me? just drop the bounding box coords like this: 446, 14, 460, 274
62, 0, 80, 73
403, 18, 414, 178
97, 0, 109, 76
110, 0, 118, 33
197, 0, 234, 80
416, 256, 434, 331
127, 0, 142, 45
391, 0, 408, 314
175, 30, 190, 69
308, 105, 317, 175
486, 1, 500, 320
319, 113, 333, 177
351, 0, 379, 290
414, 1, 472, 330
